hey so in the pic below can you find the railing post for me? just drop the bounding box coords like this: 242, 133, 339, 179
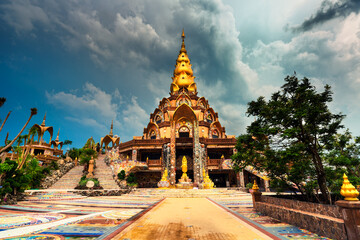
251, 180, 262, 209
335, 174, 360, 240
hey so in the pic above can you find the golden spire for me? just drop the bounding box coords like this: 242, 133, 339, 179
55, 129, 60, 141
170, 30, 197, 95
41, 113, 47, 127
110, 120, 113, 136
180, 29, 186, 53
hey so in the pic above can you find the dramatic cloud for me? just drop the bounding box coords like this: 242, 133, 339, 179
0, 0, 256, 104
46, 83, 149, 140
2, 0, 360, 147
1, 0, 49, 33
46, 83, 119, 134
293, 0, 360, 32
245, 12, 360, 134
122, 96, 149, 136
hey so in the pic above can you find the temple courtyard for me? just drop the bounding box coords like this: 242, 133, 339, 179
0, 189, 331, 240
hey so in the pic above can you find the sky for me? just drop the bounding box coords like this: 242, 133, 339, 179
1, 0, 360, 150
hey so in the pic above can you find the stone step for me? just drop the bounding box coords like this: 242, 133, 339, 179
49, 165, 84, 189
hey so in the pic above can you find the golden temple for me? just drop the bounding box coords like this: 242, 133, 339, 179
106, 31, 269, 189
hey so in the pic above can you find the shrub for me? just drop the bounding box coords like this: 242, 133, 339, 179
126, 172, 136, 183
117, 170, 126, 180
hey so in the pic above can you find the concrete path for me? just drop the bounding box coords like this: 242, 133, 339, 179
111, 198, 278, 240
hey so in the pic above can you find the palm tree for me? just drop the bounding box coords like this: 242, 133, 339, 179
0, 108, 37, 154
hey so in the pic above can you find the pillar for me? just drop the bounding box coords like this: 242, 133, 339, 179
239, 170, 245, 188
170, 122, 176, 185
264, 179, 270, 192
336, 201, 360, 240
193, 120, 200, 184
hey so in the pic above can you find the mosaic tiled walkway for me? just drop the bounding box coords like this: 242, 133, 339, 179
0, 190, 163, 240
210, 194, 332, 240
0, 189, 333, 239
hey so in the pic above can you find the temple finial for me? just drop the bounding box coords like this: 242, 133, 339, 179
55, 128, 60, 141
180, 29, 187, 53
41, 112, 47, 127
110, 120, 113, 136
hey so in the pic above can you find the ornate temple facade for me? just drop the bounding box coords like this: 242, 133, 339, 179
117, 31, 238, 187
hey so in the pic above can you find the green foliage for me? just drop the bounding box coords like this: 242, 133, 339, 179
83, 137, 96, 149
0, 97, 6, 108
49, 160, 59, 170
68, 148, 80, 160
42, 167, 51, 175
0, 157, 46, 198
77, 177, 100, 188
63, 140, 72, 146
232, 75, 345, 203
324, 130, 360, 198
245, 182, 253, 189
117, 170, 126, 180
68, 147, 97, 166
24, 158, 45, 188
126, 172, 136, 184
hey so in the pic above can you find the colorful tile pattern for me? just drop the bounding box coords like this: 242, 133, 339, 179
210, 194, 333, 240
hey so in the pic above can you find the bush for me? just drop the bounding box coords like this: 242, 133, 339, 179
0, 157, 46, 199
126, 172, 136, 183
76, 176, 101, 189
42, 167, 51, 175
117, 170, 126, 180
49, 161, 59, 170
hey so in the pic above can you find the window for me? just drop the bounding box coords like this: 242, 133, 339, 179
149, 130, 156, 139
212, 130, 219, 139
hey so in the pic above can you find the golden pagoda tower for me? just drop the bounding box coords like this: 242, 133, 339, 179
170, 30, 197, 95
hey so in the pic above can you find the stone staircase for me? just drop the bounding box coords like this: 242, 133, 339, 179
49, 165, 83, 189
94, 154, 119, 189
131, 188, 248, 198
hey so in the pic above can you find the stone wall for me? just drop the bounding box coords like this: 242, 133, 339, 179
261, 195, 343, 218
74, 189, 131, 197
40, 162, 75, 189
255, 195, 346, 239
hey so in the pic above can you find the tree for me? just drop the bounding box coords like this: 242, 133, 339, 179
0, 97, 5, 108
0, 108, 38, 154
63, 140, 72, 146
232, 75, 344, 204
325, 130, 360, 196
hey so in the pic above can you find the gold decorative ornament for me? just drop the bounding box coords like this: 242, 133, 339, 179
340, 173, 359, 201
252, 180, 259, 192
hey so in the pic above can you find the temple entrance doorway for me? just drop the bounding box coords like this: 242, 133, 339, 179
209, 173, 228, 187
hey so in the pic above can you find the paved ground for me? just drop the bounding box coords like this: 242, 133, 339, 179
0, 189, 333, 240
112, 198, 275, 240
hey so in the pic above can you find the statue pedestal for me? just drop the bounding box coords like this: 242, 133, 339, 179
157, 180, 170, 189
176, 182, 193, 189
176, 173, 193, 189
